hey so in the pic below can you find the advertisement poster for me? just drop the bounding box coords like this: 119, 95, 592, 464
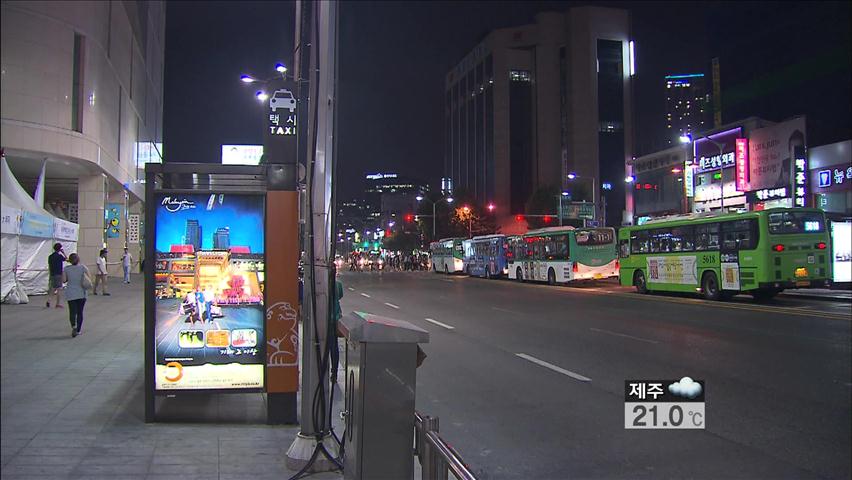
831, 222, 851, 283
646, 256, 698, 285
721, 262, 740, 290
747, 117, 806, 191
154, 193, 265, 391
106, 203, 122, 238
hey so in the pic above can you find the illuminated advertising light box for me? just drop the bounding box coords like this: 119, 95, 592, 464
221, 145, 264, 165
832, 222, 851, 283
154, 193, 265, 391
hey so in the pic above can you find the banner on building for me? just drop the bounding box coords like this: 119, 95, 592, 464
746, 117, 806, 192
106, 203, 122, 238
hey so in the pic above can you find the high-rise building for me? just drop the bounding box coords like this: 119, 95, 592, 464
665, 74, 710, 145
185, 220, 202, 252
1, 2, 165, 264
444, 6, 635, 227
213, 227, 230, 250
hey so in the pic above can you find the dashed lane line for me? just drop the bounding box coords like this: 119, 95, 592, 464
516, 353, 592, 382
424, 318, 455, 330
384, 302, 400, 309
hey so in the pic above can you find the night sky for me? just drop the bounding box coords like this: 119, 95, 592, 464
163, 1, 851, 200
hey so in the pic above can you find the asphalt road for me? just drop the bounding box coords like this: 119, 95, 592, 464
339, 270, 851, 480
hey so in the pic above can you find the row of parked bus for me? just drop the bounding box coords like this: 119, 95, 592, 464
429, 207, 833, 302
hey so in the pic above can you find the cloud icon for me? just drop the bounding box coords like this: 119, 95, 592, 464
668, 377, 702, 399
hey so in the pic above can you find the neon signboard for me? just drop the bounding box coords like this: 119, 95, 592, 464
793, 146, 807, 207
735, 138, 749, 191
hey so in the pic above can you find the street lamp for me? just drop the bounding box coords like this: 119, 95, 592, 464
558, 191, 570, 226
566, 173, 599, 226
416, 194, 453, 241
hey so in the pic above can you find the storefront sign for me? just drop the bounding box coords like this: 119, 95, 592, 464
154, 193, 265, 391
646, 256, 698, 285
694, 127, 742, 173
20, 211, 53, 238
814, 166, 852, 191
684, 163, 694, 198
747, 187, 789, 202
793, 146, 807, 207
735, 138, 749, 191
832, 222, 851, 283
747, 117, 806, 191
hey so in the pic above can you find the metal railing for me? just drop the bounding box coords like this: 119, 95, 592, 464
414, 411, 477, 480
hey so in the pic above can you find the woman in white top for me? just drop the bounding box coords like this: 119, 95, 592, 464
62, 253, 91, 337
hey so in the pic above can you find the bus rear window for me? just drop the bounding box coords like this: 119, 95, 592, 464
768, 212, 825, 234
575, 229, 614, 245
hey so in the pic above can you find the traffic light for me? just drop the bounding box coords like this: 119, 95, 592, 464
543, 215, 552, 224
515, 214, 524, 222
404, 214, 414, 223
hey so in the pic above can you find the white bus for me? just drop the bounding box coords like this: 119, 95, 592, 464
507, 226, 619, 284
429, 238, 465, 274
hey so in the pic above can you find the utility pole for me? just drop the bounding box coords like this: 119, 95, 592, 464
286, 0, 341, 474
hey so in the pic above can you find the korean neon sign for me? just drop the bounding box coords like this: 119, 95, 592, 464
793, 146, 807, 207
735, 138, 749, 191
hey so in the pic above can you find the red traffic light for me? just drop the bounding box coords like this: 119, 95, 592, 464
404, 214, 414, 222
515, 215, 524, 222
543, 215, 552, 224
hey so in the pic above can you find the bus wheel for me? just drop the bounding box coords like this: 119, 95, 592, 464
547, 268, 556, 286
702, 271, 721, 301
516, 267, 524, 282
751, 288, 778, 302
633, 270, 649, 294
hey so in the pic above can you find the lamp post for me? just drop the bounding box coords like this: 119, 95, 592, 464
462, 206, 472, 238
567, 173, 598, 226
558, 191, 570, 226
416, 194, 453, 241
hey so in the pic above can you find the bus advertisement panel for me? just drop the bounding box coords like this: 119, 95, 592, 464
154, 193, 265, 391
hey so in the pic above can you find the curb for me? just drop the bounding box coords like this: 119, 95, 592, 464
779, 293, 852, 303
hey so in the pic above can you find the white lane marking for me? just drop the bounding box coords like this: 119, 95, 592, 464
440, 279, 455, 283
424, 318, 455, 330
347, 287, 355, 291
516, 353, 591, 382
589, 327, 659, 345
384, 302, 400, 309
492, 306, 523, 315
360, 293, 371, 298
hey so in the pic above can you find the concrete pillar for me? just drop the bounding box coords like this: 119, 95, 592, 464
106, 190, 129, 276
77, 174, 107, 271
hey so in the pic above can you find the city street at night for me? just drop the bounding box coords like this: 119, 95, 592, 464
341, 270, 851, 479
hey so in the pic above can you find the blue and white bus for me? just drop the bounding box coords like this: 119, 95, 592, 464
463, 234, 509, 278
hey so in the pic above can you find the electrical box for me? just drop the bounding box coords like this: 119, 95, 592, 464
339, 311, 430, 480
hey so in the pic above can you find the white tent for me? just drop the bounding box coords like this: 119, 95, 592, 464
1, 154, 79, 302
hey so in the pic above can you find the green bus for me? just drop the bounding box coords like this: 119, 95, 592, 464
508, 226, 619, 285
618, 208, 831, 301
430, 238, 465, 274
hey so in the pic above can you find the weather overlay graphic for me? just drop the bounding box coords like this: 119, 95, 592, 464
624, 377, 705, 429
153, 193, 265, 390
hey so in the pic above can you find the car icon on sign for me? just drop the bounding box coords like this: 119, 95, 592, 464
270, 89, 296, 113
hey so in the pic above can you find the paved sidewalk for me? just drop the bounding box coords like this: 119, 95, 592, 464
1, 274, 343, 480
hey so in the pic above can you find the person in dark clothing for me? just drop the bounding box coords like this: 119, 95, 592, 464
329, 265, 344, 383
47, 243, 66, 308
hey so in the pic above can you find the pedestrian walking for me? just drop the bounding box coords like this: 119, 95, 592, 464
46, 242, 66, 308
121, 247, 132, 284
62, 253, 92, 337
329, 265, 344, 383
93, 249, 111, 295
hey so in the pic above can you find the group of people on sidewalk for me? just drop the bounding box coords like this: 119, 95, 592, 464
46, 243, 136, 338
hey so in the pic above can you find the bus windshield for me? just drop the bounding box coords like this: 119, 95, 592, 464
767, 211, 825, 234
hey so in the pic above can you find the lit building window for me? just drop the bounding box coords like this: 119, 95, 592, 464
509, 70, 531, 82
